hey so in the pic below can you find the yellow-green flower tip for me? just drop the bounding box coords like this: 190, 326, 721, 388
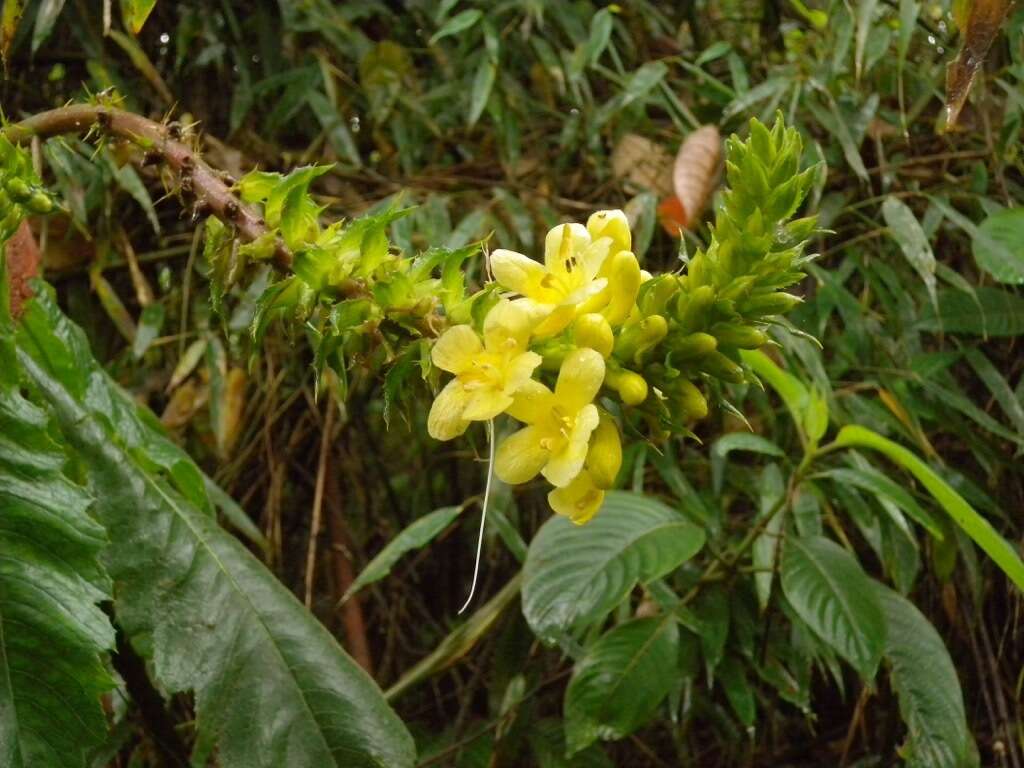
574, 313, 615, 358
586, 209, 631, 255
607, 368, 648, 405
548, 470, 605, 524
586, 412, 622, 489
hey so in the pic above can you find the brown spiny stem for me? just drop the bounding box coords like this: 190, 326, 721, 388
4, 105, 293, 270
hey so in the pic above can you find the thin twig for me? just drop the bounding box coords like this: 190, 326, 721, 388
304, 399, 336, 608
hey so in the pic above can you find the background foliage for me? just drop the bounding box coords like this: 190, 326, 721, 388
2, 0, 1023, 766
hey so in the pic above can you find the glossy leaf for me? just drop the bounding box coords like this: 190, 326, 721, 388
0, 267, 114, 768
972, 207, 1024, 284
918, 287, 1024, 337
564, 617, 679, 755
522, 491, 705, 642
781, 535, 885, 679
882, 196, 937, 308
833, 425, 1024, 592
343, 505, 462, 602
877, 584, 976, 767
16, 289, 416, 768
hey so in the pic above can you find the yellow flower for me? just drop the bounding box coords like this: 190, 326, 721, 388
490, 223, 611, 336
427, 300, 542, 441
494, 347, 605, 487
548, 470, 605, 524
586, 209, 631, 255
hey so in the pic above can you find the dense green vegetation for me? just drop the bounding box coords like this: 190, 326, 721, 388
1, 1, 1023, 766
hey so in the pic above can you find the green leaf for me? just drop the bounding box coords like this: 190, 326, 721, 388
718, 655, 756, 726
131, 303, 164, 359
876, 584, 976, 767
120, 0, 157, 34
343, 505, 462, 602
16, 289, 416, 768
854, 0, 880, 80
522, 491, 706, 642
781, 535, 886, 679
882, 196, 937, 309
586, 8, 614, 66
832, 425, 1024, 593
0, 267, 114, 768
753, 464, 786, 611
918, 287, 1024, 337
710, 433, 783, 495
973, 207, 1024, 284
30, 0, 64, 52
741, 349, 810, 443
429, 8, 481, 44
964, 347, 1024, 436
816, 466, 944, 539
564, 617, 679, 755
468, 59, 496, 127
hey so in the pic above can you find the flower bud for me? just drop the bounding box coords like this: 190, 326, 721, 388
637, 274, 680, 316
699, 350, 745, 383
573, 313, 614, 358
665, 331, 717, 360
4, 177, 32, 203
586, 209, 631, 255
667, 378, 708, 421
614, 314, 667, 362
740, 292, 803, 316
711, 323, 768, 349
586, 411, 622, 489
26, 191, 54, 215
606, 367, 648, 405
674, 284, 716, 334
601, 250, 642, 325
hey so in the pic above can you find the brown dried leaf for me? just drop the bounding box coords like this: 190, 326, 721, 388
216, 367, 247, 457
672, 125, 721, 228
4, 219, 39, 317
945, 0, 1013, 128
611, 133, 673, 197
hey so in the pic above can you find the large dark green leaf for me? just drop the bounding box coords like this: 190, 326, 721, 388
0, 273, 113, 767
522, 491, 706, 642
877, 585, 976, 767
918, 287, 1024, 337
564, 617, 679, 755
15, 288, 415, 768
781, 535, 885, 680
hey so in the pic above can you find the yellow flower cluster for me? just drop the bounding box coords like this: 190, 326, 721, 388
428, 211, 640, 524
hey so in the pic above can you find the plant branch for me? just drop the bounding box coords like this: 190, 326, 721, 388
4, 105, 293, 270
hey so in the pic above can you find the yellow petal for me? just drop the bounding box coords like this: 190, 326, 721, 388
554, 348, 605, 411
548, 470, 605, 524
543, 403, 599, 487
432, 325, 482, 374
577, 236, 612, 281
462, 390, 513, 421
586, 411, 622, 489
503, 351, 543, 395
427, 379, 472, 440
544, 223, 590, 275
495, 426, 549, 484
506, 380, 553, 423
491, 249, 551, 300
586, 209, 631, 255
484, 298, 535, 351
563, 277, 608, 307
532, 305, 576, 337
